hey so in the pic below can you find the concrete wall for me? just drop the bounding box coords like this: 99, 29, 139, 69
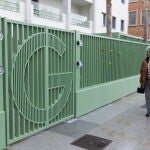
75, 75, 139, 117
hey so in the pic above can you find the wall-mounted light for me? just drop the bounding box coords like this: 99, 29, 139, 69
76, 60, 83, 67
77, 40, 83, 46
0, 66, 4, 75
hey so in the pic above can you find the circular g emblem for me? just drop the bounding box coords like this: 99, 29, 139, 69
11, 32, 72, 123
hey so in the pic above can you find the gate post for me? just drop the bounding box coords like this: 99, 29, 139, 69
45, 27, 49, 127
75, 31, 81, 117
75, 31, 81, 91
0, 18, 6, 150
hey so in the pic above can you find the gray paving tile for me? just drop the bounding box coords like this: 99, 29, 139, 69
105, 140, 137, 150
8, 131, 84, 150
50, 120, 98, 138
88, 102, 150, 150
8, 93, 150, 150
135, 133, 150, 150
141, 104, 146, 108
79, 93, 145, 125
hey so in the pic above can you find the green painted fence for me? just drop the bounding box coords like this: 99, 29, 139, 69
80, 33, 147, 88
99, 32, 148, 43
0, 17, 149, 149
75, 33, 148, 117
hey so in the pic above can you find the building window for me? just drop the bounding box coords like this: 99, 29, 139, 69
121, 20, 124, 31
121, 0, 125, 3
129, 11, 136, 25
142, 10, 150, 25
112, 16, 116, 29
102, 12, 106, 26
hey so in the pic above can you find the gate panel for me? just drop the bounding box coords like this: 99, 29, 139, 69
2, 19, 75, 144
0, 18, 6, 150
47, 29, 75, 126
6, 22, 47, 144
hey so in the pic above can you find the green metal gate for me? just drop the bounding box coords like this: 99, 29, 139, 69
0, 17, 149, 149
1, 18, 75, 145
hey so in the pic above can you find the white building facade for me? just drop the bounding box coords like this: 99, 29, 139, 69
0, 0, 129, 34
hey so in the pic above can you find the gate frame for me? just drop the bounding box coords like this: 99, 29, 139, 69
0, 18, 6, 150
2, 18, 76, 146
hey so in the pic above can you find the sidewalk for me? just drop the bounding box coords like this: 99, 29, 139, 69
8, 93, 150, 150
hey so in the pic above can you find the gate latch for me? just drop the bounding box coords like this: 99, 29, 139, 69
77, 40, 83, 46
76, 60, 83, 67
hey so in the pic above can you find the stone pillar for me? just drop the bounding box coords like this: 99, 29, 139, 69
25, 0, 32, 23
63, 0, 71, 30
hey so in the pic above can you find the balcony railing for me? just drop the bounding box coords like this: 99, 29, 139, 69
32, 1, 62, 22
0, 0, 19, 12
71, 13, 89, 28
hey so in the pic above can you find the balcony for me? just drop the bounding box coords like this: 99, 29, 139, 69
32, 1, 62, 22
71, 13, 89, 28
0, 0, 19, 12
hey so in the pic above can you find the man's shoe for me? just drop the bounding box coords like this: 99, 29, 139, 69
146, 113, 150, 117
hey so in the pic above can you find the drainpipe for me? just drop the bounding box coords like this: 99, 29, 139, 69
106, 0, 112, 37
63, 0, 71, 30
143, 0, 148, 42
25, 0, 32, 23
93, 0, 97, 33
